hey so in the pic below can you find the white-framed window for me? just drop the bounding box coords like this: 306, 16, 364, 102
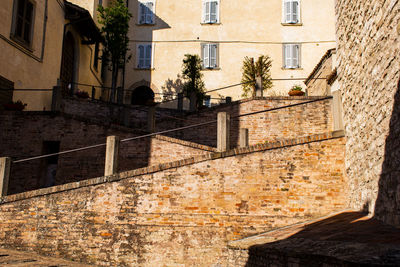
282, 0, 300, 24
202, 0, 220, 24
136, 43, 154, 69
201, 43, 218, 69
283, 44, 301, 69
138, 0, 155, 25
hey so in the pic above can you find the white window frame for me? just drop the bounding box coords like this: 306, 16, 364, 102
138, 0, 156, 25
282, 0, 300, 24
136, 43, 154, 69
201, 43, 219, 69
283, 43, 301, 69
202, 0, 220, 24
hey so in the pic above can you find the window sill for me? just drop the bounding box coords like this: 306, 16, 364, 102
202, 67, 220, 71
134, 67, 155, 70
281, 67, 303, 70
136, 23, 156, 26
281, 22, 303, 26
200, 22, 221, 25
10, 35, 33, 52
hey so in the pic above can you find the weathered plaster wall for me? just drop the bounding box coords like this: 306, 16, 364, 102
0, 133, 347, 266
336, 0, 400, 225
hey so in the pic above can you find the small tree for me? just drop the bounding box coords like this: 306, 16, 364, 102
181, 54, 205, 109
241, 55, 273, 97
98, 0, 132, 102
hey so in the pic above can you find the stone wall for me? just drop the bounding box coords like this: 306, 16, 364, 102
336, 0, 400, 225
0, 132, 347, 266
0, 112, 211, 194
157, 97, 333, 148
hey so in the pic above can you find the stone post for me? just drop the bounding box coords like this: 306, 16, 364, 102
147, 106, 156, 133
51, 85, 62, 112
217, 112, 230, 152
0, 157, 11, 197
177, 93, 184, 111
189, 92, 197, 112
332, 90, 344, 131
239, 128, 249, 148
104, 136, 120, 176
255, 76, 263, 97
91, 86, 96, 100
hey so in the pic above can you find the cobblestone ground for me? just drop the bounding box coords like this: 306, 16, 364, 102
0, 248, 93, 266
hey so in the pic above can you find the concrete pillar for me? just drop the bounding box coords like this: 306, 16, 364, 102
255, 76, 263, 97
332, 90, 344, 131
177, 93, 184, 111
51, 86, 62, 112
104, 136, 120, 176
0, 157, 11, 197
217, 112, 230, 152
147, 106, 156, 133
239, 128, 249, 148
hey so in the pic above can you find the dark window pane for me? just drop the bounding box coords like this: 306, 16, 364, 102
23, 21, 30, 42
16, 17, 23, 37
25, 2, 33, 22
17, 0, 26, 17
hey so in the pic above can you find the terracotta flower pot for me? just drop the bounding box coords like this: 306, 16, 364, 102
288, 90, 305, 96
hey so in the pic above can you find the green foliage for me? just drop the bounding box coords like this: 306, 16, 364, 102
241, 55, 273, 97
290, 84, 303, 91
98, 0, 132, 93
181, 54, 205, 107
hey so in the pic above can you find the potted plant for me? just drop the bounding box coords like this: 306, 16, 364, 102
288, 84, 305, 96
75, 90, 90, 99
3, 100, 27, 111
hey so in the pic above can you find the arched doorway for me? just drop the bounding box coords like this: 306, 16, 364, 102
131, 86, 155, 105
60, 32, 76, 96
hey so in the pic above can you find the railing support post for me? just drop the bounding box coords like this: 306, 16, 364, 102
51, 85, 62, 112
147, 106, 156, 133
217, 112, 230, 152
239, 128, 249, 148
0, 157, 11, 197
255, 76, 263, 97
104, 136, 120, 176
189, 92, 197, 112
177, 93, 184, 111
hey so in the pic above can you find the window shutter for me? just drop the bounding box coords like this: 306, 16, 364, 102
138, 45, 145, 68
139, 3, 146, 24
203, 44, 210, 68
204, 1, 210, 23
210, 1, 218, 23
146, 2, 154, 24
210, 44, 217, 68
145, 45, 152, 68
284, 44, 292, 68
284, 0, 291, 23
292, 0, 299, 23
292, 44, 299, 68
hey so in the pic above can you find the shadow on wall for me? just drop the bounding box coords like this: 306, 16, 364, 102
374, 79, 400, 226
124, 0, 170, 105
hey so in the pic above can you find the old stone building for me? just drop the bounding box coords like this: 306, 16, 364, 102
0, 0, 104, 111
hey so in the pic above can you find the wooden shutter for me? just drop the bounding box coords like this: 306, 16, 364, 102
292, 44, 300, 68
292, 0, 299, 23
145, 2, 154, 24
203, 44, 210, 68
138, 45, 145, 68
210, 44, 217, 68
210, 1, 218, 23
284, 0, 291, 23
145, 45, 152, 68
139, 3, 146, 24
204, 0, 210, 23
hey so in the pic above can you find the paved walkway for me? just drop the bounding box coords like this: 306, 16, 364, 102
0, 248, 93, 266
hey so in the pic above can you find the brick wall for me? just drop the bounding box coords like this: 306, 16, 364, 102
0, 133, 347, 266
0, 112, 211, 194
336, 0, 400, 225
157, 97, 333, 148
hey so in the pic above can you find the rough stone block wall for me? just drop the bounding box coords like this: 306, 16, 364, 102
336, 0, 400, 225
157, 97, 333, 148
0, 134, 347, 266
0, 112, 210, 194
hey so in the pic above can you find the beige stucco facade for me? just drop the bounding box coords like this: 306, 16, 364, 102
0, 0, 103, 111
124, 0, 336, 106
